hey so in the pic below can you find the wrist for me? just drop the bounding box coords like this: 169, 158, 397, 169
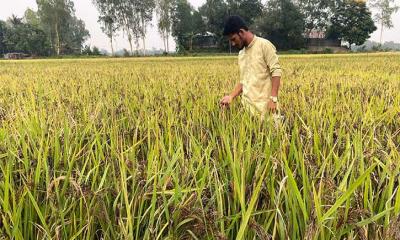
270, 95, 278, 103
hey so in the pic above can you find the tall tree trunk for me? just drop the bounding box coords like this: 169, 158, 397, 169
49, 31, 54, 55
135, 39, 139, 56
163, 30, 167, 53
141, 17, 146, 56
380, 21, 383, 45
55, 23, 61, 55
142, 37, 146, 56
108, 24, 114, 56
110, 36, 114, 56
128, 32, 133, 56
189, 34, 193, 51
166, 31, 169, 53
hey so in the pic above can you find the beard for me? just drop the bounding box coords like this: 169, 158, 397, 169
236, 43, 245, 50
236, 35, 246, 50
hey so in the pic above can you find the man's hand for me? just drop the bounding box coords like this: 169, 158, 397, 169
267, 99, 278, 113
220, 95, 233, 108
220, 83, 242, 109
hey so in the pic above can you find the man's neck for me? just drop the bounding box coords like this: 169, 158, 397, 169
244, 32, 255, 47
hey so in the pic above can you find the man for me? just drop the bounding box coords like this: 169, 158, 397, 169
220, 16, 282, 119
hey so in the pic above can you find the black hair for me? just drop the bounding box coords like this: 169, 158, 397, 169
223, 15, 248, 36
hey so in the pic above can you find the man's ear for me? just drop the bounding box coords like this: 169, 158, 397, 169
238, 29, 247, 38
236, 30, 245, 41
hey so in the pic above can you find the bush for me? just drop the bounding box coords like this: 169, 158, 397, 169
323, 48, 334, 54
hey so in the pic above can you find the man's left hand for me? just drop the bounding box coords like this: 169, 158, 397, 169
267, 100, 278, 113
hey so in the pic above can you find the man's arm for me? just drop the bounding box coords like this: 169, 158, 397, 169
220, 83, 243, 107
271, 76, 280, 98
267, 76, 280, 112
229, 83, 243, 99
264, 41, 282, 112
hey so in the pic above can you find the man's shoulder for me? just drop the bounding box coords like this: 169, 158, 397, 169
255, 36, 276, 48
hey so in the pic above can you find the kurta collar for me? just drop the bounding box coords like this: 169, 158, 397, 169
246, 35, 257, 49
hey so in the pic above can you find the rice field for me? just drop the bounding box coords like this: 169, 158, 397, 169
0, 53, 399, 239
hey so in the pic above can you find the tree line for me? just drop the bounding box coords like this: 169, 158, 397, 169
0, 0, 91, 56
0, 0, 398, 56
170, 0, 397, 51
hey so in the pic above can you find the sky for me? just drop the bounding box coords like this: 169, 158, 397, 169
1, 0, 400, 53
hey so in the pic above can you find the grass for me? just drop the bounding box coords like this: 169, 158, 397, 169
0, 53, 399, 239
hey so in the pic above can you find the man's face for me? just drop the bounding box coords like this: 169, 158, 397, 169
229, 31, 245, 50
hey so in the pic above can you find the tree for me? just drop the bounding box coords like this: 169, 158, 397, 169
24, 8, 41, 28
171, 0, 205, 52
328, 0, 377, 47
4, 16, 50, 55
92, 46, 102, 55
93, 0, 120, 56
369, 0, 399, 44
253, 0, 305, 50
136, 0, 156, 56
115, 0, 141, 56
296, 0, 337, 34
100, 15, 119, 56
99, 0, 154, 56
0, 20, 8, 54
156, 0, 174, 53
1, 6, 87, 56
226, 0, 263, 25
8, 15, 23, 26
171, 0, 192, 51
63, 16, 90, 54
82, 45, 92, 55
37, 0, 89, 55
37, 0, 74, 55
198, 0, 228, 49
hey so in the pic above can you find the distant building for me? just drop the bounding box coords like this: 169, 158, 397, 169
306, 38, 341, 48
192, 32, 218, 50
304, 30, 347, 53
4, 53, 27, 59
306, 30, 326, 39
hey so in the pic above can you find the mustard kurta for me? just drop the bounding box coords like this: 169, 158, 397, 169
238, 36, 282, 116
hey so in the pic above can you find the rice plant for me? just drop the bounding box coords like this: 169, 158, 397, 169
0, 53, 399, 239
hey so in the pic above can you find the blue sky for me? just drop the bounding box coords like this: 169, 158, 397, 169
1, 0, 399, 52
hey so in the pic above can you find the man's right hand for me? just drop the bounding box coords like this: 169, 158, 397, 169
219, 95, 233, 108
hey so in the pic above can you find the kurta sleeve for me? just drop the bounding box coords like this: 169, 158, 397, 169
264, 41, 282, 77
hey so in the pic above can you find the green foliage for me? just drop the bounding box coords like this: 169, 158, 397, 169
1, 16, 50, 56
35, 0, 89, 55
253, 0, 305, 50
323, 47, 333, 54
24, 8, 41, 28
92, 46, 101, 55
198, 0, 229, 50
171, 0, 205, 52
156, 0, 174, 52
0, 3, 88, 56
63, 17, 90, 54
369, 0, 399, 44
369, 0, 399, 29
93, 0, 120, 55
0, 20, 7, 54
81, 45, 92, 55
297, 0, 338, 33
226, 0, 263, 26
328, 0, 377, 46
